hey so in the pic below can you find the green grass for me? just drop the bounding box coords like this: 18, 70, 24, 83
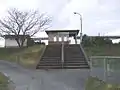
0, 45, 45, 68
0, 72, 9, 90
84, 44, 120, 70
0, 73, 9, 84
85, 76, 120, 90
84, 44, 120, 56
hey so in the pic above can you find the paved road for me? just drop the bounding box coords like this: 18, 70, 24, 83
0, 60, 90, 90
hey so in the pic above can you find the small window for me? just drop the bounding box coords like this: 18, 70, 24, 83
54, 37, 57, 42
64, 37, 67, 41
59, 37, 62, 41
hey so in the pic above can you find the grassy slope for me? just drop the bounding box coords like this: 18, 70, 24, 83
84, 45, 120, 90
0, 45, 45, 68
0, 73, 9, 84
85, 77, 120, 90
0, 72, 9, 90
83, 44, 120, 57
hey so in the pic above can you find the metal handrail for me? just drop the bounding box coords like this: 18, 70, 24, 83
80, 44, 90, 65
61, 42, 64, 68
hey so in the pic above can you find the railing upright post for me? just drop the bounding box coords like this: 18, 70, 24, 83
90, 57, 93, 76
61, 42, 64, 68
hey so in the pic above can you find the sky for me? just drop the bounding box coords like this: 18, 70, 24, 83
0, 0, 120, 45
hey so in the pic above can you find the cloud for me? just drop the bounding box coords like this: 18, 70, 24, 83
1, 0, 120, 36
6, 0, 37, 10
0, 0, 7, 17
57, 0, 120, 35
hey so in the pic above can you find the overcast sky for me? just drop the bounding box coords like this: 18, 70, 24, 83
0, 0, 120, 36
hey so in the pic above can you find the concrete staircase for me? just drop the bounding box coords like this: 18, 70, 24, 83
64, 44, 89, 69
36, 44, 62, 69
36, 44, 89, 69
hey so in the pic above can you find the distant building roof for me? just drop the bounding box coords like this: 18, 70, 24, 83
45, 30, 79, 37
45, 29, 79, 32
3, 35, 30, 39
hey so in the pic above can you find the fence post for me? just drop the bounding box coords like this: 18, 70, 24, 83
104, 57, 107, 82
107, 58, 110, 77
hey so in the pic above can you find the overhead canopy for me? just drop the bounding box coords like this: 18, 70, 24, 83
45, 30, 79, 37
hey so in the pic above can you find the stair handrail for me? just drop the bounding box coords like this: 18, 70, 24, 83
61, 42, 64, 68
35, 45, 47, 69
38, 45, 46, 61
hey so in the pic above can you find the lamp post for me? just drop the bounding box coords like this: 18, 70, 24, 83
74, 12, 82, 44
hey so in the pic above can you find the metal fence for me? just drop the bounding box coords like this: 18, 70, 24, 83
0, 84, 9, 90
90, 56, 120, 84
0, 84, 15, 90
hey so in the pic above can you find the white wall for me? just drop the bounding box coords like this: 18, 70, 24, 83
0, 37, 5, 47
48, 32, 70, 42
42, 38, 80, 45
5, 39, 27, 47
41, 40, 48, 45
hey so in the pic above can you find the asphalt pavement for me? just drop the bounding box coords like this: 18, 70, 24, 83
0, 60, 90, 90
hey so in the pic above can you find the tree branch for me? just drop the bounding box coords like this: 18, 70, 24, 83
0, 8, 52, 48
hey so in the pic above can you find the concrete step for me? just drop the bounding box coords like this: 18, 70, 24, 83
40, 60, 62, 63
42, 57, 60, 59
64, 59, 86, 61
42, 55, 61, 57
64, 54, 84, 56
36, 66, 63, 69
40, 59, 61, 62
64, 63, 88, 66
64, 57, 85, 59
41, 58, 61, 61
37, 63, 62, 66
63, 65, 90, 69
64, 60, 87, 63
36, 65, 89, 69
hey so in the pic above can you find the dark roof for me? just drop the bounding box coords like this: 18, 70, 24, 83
32, 37, 48, 40
45, 29, 79, 32
3, 35, 30, 39
45, 30, 79, 37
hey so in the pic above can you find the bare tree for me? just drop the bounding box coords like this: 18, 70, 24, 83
0, 8, 52, 48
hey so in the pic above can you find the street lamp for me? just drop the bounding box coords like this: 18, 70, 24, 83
74, 12, 82, 44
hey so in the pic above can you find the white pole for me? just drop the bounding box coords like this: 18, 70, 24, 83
61, 42, 64, 68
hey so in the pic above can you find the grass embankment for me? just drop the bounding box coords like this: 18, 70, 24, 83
0, 72, 9, 90
0, 45, 45, 68
0, 73, 9, 84
83, 44, 120, 56
85, 76, 120, 90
